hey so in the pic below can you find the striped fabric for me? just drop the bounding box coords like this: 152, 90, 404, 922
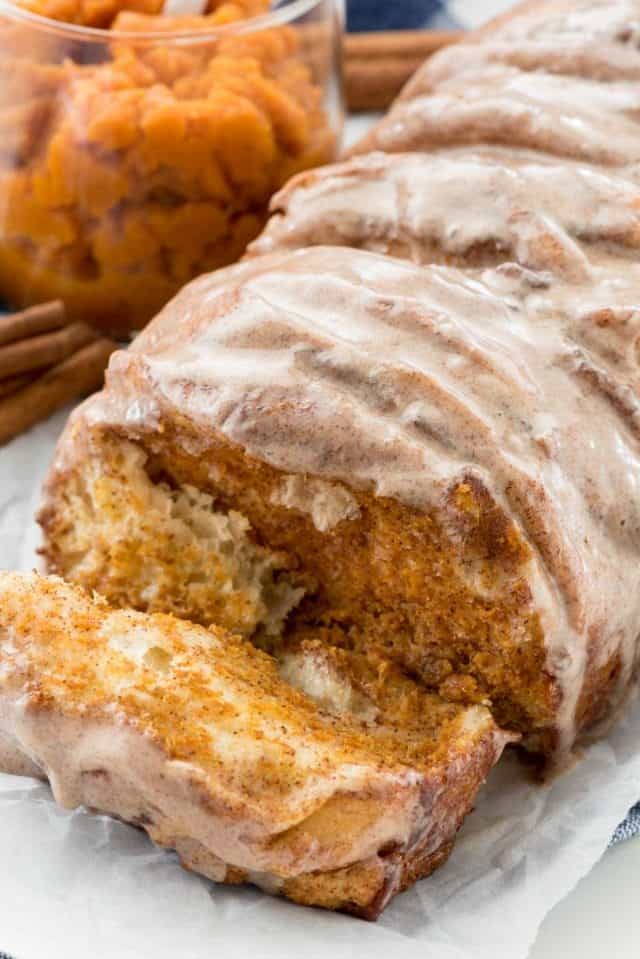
611, 802, 640, 845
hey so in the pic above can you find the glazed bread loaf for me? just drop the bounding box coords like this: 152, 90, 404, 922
31, 0, 640, 916
352, 65, 640, 165
40, 245, 640, 764
0, 572, 509, 919
253, 1, 640, 284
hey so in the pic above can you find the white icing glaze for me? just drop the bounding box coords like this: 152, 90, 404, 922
486, 0, 640, 44
401, 1, 640, 88
251, 148, 640, 280
354, 62, 640, 166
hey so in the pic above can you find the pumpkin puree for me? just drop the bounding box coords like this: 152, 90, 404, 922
0, 0, 337, 333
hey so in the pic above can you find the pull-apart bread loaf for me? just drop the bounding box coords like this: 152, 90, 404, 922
20, 0, 640, 918
0, 572, 509, 919
39, 246, 640, 766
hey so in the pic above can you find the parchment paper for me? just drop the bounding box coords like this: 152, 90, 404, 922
1, 412, 640, 959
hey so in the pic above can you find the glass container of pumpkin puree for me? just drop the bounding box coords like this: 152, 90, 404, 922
0, 0, 343, 334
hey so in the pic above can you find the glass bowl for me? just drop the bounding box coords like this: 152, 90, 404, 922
0, 0, 343, 335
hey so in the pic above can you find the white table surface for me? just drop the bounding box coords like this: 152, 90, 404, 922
530, 836, 640, 958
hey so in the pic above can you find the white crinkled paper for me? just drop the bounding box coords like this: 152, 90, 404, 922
1, 412, 640, 959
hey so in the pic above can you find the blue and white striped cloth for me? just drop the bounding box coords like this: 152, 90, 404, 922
611, 801, 640, 844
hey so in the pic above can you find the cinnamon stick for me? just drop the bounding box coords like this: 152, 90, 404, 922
0, 321, 96, 380
0, 300, 66, 348
0, 338, 118, 446
0, 373, 35, 400
344, 29, 461, 112
345, 56, 426, 112
344, 29, 461, 62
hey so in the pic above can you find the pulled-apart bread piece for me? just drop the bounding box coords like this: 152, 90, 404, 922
0, 572, 510, 919
39, 247, 640, 767
249, 147, 640, 280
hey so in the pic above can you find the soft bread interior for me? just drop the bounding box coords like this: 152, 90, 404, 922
42, 438, 304, 638
41, 430, 557, 752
